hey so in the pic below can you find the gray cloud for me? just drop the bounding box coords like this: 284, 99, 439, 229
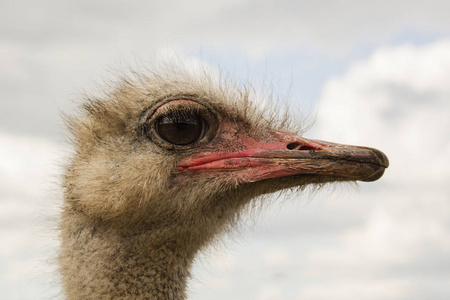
3, 0, 450, 52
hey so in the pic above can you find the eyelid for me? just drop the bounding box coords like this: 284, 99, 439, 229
151, 100, 208, 121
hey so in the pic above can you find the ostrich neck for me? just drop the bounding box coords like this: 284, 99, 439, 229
59, 211, 196, 300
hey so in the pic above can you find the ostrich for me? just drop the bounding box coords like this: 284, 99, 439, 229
59, 61, 388, 299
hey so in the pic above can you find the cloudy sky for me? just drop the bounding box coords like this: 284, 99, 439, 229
1, 1, 450, 299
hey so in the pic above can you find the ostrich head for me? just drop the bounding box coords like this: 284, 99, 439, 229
65, 61, 388, 249
61, 61, 388, 299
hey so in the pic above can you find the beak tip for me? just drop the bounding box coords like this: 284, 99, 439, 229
360, 167, 387, 182
375, 149, 390, 169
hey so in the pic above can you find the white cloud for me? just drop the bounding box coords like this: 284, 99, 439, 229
315, 40, 450, 187
0, 131, 65, 299
299, 40, 450, 299
0, 131, 64, 198
263, 247, 290, 266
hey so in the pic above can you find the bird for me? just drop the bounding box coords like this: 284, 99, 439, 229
59, 60, 389, 300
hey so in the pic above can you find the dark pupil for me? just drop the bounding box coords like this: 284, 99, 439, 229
156, 113, 203, 145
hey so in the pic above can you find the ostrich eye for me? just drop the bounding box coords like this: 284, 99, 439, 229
142, 98, 218, 150
156, 113, 207, 145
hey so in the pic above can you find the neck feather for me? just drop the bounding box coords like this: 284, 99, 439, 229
59, 211, 195, 300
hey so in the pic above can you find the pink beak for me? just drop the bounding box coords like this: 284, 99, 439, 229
178, 131, 389, 183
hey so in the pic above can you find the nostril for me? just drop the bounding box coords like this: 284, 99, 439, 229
286, 142, 319, 151
287, 143, 300, 150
